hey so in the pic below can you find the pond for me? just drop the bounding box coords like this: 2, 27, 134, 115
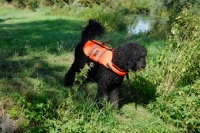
128, 15, 155, 34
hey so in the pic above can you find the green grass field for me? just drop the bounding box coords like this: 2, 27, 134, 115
0, 6, 179, 132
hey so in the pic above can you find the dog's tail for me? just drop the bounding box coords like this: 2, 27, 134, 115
81, 19, 105, 41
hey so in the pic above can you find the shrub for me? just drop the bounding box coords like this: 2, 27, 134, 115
41, 0, 54, 6
148, 6, 200, 132
148, 80, 200, 132
12, 0, 39, 11
63, 0, 74, 4
150, 0, 200, 37
51, 3, 130, 32
82, 5, 130, 32
27, 0, 39, 11
13, 0, 27, 9
77, 0, 101, 7
158, 6, 200, 90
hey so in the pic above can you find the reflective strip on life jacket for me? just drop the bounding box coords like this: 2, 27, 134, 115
83, 40, 128, 76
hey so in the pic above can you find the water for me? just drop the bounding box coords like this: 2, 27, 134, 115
128, 15, 154, 34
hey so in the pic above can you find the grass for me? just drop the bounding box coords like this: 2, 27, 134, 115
0, 6, 178, 132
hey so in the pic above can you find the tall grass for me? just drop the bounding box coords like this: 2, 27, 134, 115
51, 3, 132, 32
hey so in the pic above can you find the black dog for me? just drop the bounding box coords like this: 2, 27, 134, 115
64, 19, 147, 107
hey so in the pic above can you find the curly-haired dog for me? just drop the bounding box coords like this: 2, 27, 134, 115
64, 19, 147, 107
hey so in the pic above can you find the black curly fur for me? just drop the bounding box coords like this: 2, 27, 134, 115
64, 19, 147, 107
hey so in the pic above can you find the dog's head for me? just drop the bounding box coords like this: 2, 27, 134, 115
112, 42, 147, 72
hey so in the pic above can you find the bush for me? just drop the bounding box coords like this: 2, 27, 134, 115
51, 3, 130, 32
13, 0, 39, 11
13, 0, 27, 9
42, 0, 54, 6
78, 0, 152, 14
150, 0, 200, 37
148, 6, 200, 132
148, 80, 200, 132
27, 0, 39, 11
158, 6, 200, 90
82, 5, 130, 32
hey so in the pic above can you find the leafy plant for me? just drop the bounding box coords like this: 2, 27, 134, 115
27, 0, 39, 11
148, 80, 200, 132
148, 6, 200, 133
150, 0, 200, 37
12, 0, 39, 11
9, 105, 20, 119
158, 6, 200, 90
82, 5, 130, 32
13, 0, 27, 9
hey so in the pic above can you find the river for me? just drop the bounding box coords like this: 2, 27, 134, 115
128, 15, 154, 34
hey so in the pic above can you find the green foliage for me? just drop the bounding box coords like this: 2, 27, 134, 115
42, 0, 54, 6
157, 6, 200, 90
9, 105, 20, 119
51, 3, 131, 32
78, 0, 95, 7
13, 0, 27, 9
12, 0, 39, 11
150, 0, 200, 37
162, 0, 198, 13
63, 0, 74, 4
27, 0, 39, 11
148, 6, 200, 133
0, 0, 6, 4
79, 0, 152, 14
12, 94, 57, 132
82, 5, 130, 32
148, 80, 200, 132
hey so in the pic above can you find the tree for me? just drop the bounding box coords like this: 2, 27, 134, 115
151, 0, 200, 37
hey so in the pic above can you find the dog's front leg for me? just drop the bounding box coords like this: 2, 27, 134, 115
87, 63, 98, 82
64, 57, 87, 87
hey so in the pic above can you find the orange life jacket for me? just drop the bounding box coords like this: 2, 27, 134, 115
83, 40, 128, 76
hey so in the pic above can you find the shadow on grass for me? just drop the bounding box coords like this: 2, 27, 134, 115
119, 76, 157, 108
0, 18, 84, 59
67, 74, 157, 109
0, 17, 85, 101
0, 56, 68, 102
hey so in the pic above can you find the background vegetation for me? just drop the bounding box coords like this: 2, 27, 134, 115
0, 0, 199, 132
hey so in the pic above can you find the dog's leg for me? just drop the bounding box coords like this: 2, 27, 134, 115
108, 87, 120, 108
64, 56, 87, 87
96, 84, 107, 101
87, 63, 98, 82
